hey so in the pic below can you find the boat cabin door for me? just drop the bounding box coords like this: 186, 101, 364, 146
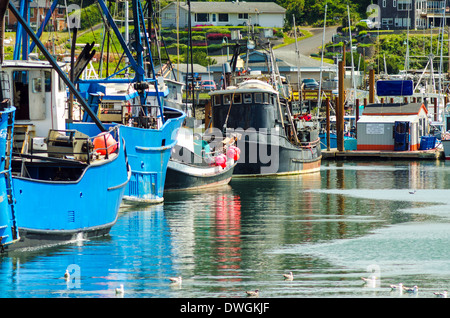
12, 69, 46, 121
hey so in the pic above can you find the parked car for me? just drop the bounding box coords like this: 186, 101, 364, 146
201, 80, 216, 91
302, 78, 319, 90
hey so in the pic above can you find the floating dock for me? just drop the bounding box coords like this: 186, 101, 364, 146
322, 148, 444, 160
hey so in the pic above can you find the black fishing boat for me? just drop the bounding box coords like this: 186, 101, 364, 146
209, 46, 322, 176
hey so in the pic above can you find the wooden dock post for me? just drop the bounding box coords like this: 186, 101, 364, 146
369, 69, 375, 104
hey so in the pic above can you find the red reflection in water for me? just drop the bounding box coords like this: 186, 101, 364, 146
214, 194, 242, 281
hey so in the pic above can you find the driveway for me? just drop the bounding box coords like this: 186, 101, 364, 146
273, 26, 338, 67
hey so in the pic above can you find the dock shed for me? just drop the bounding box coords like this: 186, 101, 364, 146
357, 102, 429, 151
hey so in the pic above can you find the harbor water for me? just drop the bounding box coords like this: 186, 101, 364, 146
2, 160, 450, 298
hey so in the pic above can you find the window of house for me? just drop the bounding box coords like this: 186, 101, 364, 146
382, 18, 393, 26
164, 13, 174, 20
195, 13, 209, 22
218, 13, 229, 22
238, 13, 248, 20
398, 0, 412, 10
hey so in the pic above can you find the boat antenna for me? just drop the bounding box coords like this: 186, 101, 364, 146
293, 14, 302, 104
317, 2, 327, 117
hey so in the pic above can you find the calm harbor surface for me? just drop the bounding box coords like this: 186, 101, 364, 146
2, 160, 450, 298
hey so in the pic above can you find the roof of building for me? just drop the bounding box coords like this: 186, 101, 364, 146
171, 1, 286, 14
361, 102, 428, 116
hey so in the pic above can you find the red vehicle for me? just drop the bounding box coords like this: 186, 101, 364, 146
201, 80, 216, 91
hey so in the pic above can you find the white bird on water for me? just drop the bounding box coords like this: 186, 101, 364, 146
283, 272, 294, 281
390, 283, 403, 291
246, 289, 259, 297
409, 189, 416, 194
361, 275, 379, 288
169, 276, 182, 285
404, 285, 419, 294
115, 284, 124, 295
434, 291, 448, 298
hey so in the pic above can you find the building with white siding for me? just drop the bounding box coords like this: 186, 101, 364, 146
160, 1, 286, 28
357, 102, 429, 151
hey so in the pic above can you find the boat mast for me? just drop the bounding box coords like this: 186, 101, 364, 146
8, 1, 107, 132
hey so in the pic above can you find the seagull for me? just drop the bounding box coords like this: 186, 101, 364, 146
115, 284, 124, 295
409, 189, 416, 194
434, 291, 448, 298
404, 285, 419, 293
169, 276, 182, 285
390, 283, 403, 291
283, 272, 294, 281
361, 275, 377, 283
361, 275, 379, 288
64, 270, 70, 280
245, 289, 259, 297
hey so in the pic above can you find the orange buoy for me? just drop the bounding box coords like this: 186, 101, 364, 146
93, 132, 117, 155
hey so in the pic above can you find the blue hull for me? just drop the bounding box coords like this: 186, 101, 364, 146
0, 106, 18, 248
68, 106, 185, 203
8, 131, 130, 251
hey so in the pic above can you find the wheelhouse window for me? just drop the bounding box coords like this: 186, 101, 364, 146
223, 94, 231, 105
32, 77, 42, 93
45, 71, 51, 92
233, 93, 242, 104
195, 13, 209, 23
263, 93, 269, 104
255, 93, 263, 103
214, 95, 221, 106
243, 93, 252, 103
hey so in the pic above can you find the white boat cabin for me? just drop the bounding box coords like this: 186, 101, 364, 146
1, 60, 67, 140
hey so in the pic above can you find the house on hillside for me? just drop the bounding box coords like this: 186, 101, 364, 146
160, 1, 286, 28
378, 0, 450, 30
356, 102, 429, 151
7, 0, 67, 31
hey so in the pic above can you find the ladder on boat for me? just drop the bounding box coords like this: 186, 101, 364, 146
0, 107, 19, 250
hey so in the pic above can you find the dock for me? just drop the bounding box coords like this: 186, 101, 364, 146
322, 148, 444, 160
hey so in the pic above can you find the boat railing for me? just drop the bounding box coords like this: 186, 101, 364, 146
121, 104, 160, 129
298, 137, 321, 149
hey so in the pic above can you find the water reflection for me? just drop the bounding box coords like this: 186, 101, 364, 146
2, 161, 450, 297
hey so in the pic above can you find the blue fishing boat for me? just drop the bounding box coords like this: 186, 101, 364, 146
0, 103, 19, 250
1, 2, 131, 252
65, 0, 185, 203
